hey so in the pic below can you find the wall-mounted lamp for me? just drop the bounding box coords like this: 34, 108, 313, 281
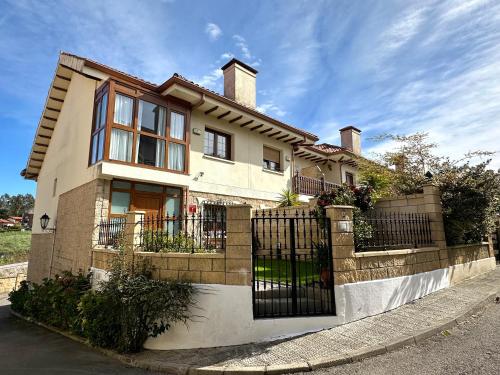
40, 213, 50, 230
192, 128, 202, 135
337, 220, 352, 233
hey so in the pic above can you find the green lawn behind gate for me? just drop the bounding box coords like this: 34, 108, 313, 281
254, 258, 321, 285
0, 230, 31, 266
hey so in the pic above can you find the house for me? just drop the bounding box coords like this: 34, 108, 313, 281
0, 219, 14, 228
22, 52, 361, 280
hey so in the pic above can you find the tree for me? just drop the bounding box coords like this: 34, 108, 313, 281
0, 193, 34, 217
365, 132, 500, 245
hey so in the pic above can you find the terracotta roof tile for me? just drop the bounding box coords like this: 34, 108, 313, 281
307, 143, 345, 154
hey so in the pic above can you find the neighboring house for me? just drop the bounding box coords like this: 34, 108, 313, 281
22, 52, 361, 277
0, 219, 15, 228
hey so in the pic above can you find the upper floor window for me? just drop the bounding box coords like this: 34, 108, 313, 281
90, 91, 108, 165
263, 146, 281, 172
97, 84, 189, 173
204, 128, 231, 160
345, 172, 354, 186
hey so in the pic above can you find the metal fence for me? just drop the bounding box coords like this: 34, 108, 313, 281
97, 217, 126, 247
139, 211, 226, 253
356, 211, 433, 251
96, 206, 226, 253
252, 209, 335, 318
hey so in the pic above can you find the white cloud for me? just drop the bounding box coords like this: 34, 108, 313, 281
233, 34, 252, 60
256, 102, 287, 117
205, 22, 222, 41
196, 68, 223, 89
220, 52, 234, 60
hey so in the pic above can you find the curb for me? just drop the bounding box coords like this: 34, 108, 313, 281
9, 292, 498, 375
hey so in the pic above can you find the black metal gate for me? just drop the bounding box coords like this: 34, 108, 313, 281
251, 209, 335, 318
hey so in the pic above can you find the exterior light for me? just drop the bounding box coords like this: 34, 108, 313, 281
40, 213, 50, 230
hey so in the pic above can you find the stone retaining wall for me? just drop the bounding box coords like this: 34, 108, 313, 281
91, 205, 254, 287
447, 243, 491, 265
0, 262, 27, 294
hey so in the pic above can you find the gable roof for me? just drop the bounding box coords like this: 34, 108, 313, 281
23, 52, 323, 180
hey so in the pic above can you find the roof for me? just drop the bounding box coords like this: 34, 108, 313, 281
24, 52, 362, 180
307, 143, 345, 155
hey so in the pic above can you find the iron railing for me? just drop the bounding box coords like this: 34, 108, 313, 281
252, 209, 335, 318
97, 217, 126, 247
139, 211, 226, 253
292, 172, 340, 196
356, 211, 433, 251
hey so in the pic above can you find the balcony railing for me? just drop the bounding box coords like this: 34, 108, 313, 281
292, 172, 340, 196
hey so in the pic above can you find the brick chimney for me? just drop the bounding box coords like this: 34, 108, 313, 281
221, 58, 257, 108
339, 126, 361, 155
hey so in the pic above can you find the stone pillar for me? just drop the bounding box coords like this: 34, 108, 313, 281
225, 205, 252, 286
123, 211, 144, 271
325, 205, 357, 285
422, 184, 448, 267
487, 234, 495, 258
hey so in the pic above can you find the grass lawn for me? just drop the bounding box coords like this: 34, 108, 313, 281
0, 230, 31, 266
254, 258, 321, 284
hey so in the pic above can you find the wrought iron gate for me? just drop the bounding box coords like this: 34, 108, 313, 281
251, 209, 336, 318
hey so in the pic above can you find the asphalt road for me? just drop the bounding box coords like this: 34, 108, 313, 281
1, 295, 499, 375
0, 297, 151, 375
312, 301, 500, 375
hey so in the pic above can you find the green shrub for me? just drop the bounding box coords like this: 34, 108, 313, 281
9, 271, 91, 332
142, 231, 215, 253
9, 257, 195, 354
315, 184, 374, 250
8, 280, 30, 315
78, 255, 195, 353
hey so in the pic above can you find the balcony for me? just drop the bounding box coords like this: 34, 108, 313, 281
292, 172, 340, 196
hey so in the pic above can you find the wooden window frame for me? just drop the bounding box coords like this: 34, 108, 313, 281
263, 145, 282, 172
345, 172, 354, 186
204, 128, 232, 160
109, 179, 184, 219
97, 80, 191, 174
89, 83, 110, 166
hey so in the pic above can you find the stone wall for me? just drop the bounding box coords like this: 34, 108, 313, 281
51, 179, 108, 276
0, 262, 27, 294
92, 205, 253, 286
27, 233, 54, 283
447, 243, 491, 266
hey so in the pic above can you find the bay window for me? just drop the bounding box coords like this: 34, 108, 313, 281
90, 81, 189, 173
90, 90, 108, 164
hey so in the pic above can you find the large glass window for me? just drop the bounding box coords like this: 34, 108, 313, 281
170, 112, 185, 140
168, 143, 185, 171
136, 135, 165, 168
114, 94, 134, 126
90, 91, 108, 165
110, 129, 133, 162
138, 100, 166, 136
110, 191, 130, 215
263, 146, 281, 172
92, 84, 189, 173
204, 128, 231, 160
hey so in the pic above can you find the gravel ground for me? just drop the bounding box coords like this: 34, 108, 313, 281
311, 301, 500, 375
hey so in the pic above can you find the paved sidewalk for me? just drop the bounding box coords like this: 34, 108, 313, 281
127, 267, 500, 374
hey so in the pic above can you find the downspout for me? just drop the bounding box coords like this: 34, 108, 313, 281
192, 93, 206, 110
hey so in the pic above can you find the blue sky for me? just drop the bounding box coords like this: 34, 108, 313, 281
1, 0, 499, 195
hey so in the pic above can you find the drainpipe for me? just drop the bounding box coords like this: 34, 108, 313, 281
192, 93, 206, 110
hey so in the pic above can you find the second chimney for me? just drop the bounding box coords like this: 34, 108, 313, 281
221, 58, 257, 108
340, 126, 362, 155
